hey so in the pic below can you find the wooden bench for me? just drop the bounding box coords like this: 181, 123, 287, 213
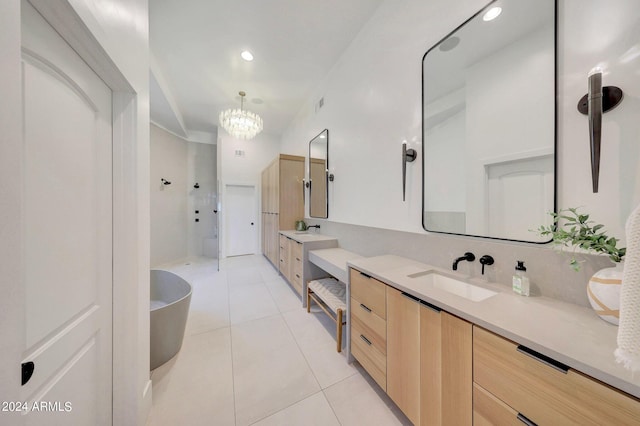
307, 277, 347, 352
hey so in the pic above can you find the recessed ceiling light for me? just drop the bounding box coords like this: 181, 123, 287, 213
483, 6, 502, 21
241, 50, 254, 61
439, 36, 460, 52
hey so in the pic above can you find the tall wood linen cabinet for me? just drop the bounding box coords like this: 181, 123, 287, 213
261, 154, 305, 266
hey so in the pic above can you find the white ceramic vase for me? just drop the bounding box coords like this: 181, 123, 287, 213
587, 262, 624, 325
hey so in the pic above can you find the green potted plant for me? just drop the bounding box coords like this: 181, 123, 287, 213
538, 207, 626, 325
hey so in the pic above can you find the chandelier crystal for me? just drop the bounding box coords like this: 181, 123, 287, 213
218, 91, 263, 140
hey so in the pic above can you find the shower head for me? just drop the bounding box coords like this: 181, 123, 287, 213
161, 178, 172, 185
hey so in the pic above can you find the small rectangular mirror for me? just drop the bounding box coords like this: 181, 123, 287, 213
309, 129, 329, 218
422, 0, 556, 243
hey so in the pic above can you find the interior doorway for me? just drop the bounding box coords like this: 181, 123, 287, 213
225, 184, 258, 257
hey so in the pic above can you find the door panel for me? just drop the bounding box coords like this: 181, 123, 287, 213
226, 185, 257, 256
21, 2, 112, 424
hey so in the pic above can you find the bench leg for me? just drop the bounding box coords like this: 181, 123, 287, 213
336, 308, 343, 352
307, 288, 311, 313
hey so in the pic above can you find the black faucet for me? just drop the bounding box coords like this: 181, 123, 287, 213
452, 252, 475, 270
479, 255, 495, 275
307, 224, 320, 229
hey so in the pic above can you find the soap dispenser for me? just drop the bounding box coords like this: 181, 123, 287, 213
512, 261, 530, 296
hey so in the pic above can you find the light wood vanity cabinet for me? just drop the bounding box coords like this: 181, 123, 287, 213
387, 287, 421, 425
349, 267, 472, 426
473, 326, 640, 425
350, 269, 387, 390
261, 154, 304, 266
279, 235, 303, 295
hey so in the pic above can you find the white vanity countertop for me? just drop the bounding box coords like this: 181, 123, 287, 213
348, 255, 640, 399
279, 230, 337, 243
308, 248, 364, 283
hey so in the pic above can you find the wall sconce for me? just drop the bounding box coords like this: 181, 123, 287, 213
577, 68, 623, 193
161, 178, 172, 185
194, 183, 200, 189
402, 142, 417, 201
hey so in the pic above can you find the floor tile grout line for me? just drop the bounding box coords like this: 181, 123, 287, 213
321, 388, 345, 426
246, 390, 339, 426
223, 264, 239, 426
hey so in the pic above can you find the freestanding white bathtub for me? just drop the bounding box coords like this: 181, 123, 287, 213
150, 269, 192, 370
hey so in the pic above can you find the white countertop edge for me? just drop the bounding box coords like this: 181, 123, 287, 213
279, 230, 338, 243
347, 255, 640, 399
308, 248, 364, 283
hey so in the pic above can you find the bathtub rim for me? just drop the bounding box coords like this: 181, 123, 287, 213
150, 269, 193, 312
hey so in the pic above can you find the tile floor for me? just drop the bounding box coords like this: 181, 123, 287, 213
146, 255, 410, 426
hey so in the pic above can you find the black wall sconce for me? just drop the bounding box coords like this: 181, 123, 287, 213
402, 142, 417, 201
577, 68, 623, 193
161, 178, 172, 185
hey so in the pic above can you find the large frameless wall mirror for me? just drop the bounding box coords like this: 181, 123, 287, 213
422, 0, 556, 243
309, 129, 329, 218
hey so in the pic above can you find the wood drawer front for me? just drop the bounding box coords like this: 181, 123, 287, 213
350, 268, 386, 319
473, 383, 521, 426
291, 241, 302, 259
291, 269, 302, 289
279, 234, 288, 250
351, 320, 386, 391
350, 298, 386, 354
474, 326, 640, 426
292, 258, 302, 276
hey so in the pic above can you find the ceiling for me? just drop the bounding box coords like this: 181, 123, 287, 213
149, 0, 384, 141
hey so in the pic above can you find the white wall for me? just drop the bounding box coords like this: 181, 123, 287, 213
188, 142, 218, 258
0, 0, 151, 424
282, 0, 640, 247
150, 124, 188, 266
558, 0, 640, 245
217, 132, 280, 258
282, 0, 486, 233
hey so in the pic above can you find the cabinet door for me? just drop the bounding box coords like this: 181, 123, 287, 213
441, 312, 472, 426
420, 303, 442, 426
387, 287, 421, 425
279, 157, 304, 229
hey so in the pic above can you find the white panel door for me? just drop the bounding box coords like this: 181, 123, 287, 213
225, 185, 257, 256
21, 2, 112, 425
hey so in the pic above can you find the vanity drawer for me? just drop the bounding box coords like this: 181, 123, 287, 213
351, 320, 386, 390
350, 297, 386, 352
291, 270, 303, 295
279, 234, 288, 250
291, 240, 303, 259
292, 258, 302, 276
473, 383, 520, 426
350, 268, 386, 319
474, 326, 640, 425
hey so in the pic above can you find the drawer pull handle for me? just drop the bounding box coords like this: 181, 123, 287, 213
360, 335, 372, 346
359, 271, 372, 279
359, 303, 372, 313
296, 274, 300, 278
296, 257, 300, 261
516, 345, 569, 374
401, 291, 420, 303
517, 413, 537, 426
419, 299, 441, 313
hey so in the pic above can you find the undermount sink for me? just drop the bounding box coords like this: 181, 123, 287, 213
407, 270, 497, 302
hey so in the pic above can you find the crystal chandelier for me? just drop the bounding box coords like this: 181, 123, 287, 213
218, 91, 263, 140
